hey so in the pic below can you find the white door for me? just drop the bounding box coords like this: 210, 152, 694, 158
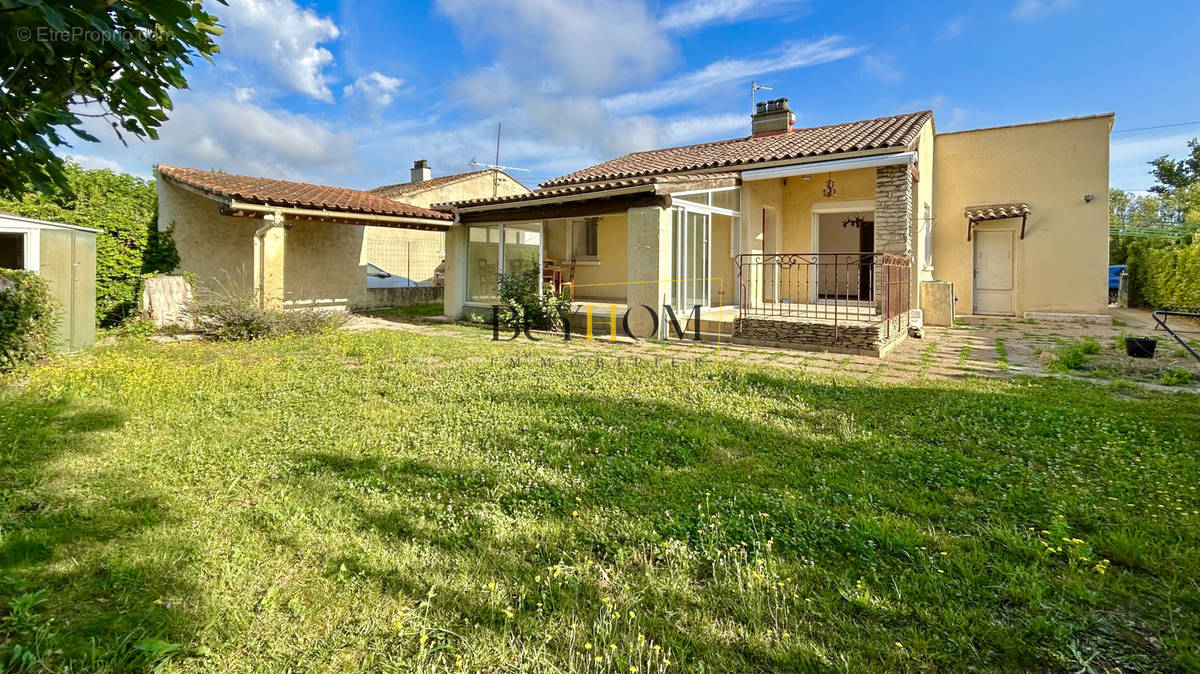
672, 207, 710, 309
973, 229, 1014, 315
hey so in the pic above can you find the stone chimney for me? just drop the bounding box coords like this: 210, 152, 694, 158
410, 159, 431, 183
751, 98, 794, 137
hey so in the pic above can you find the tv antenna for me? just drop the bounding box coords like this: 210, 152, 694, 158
751, 81, 773, 113
469, 122, 530, 196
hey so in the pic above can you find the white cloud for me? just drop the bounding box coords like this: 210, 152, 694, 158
604, 37, 861, 116
659, 113, 747, 146
216, 0, 341, 101
436, 0, 672, 94
67, 154, 128, 174
232, 87, 255, 104
1110, 132, 1195, 187
942, 15, 967, 38
659, 0, 807, 32
154, 98, 357, 179
343, 72, 404, 117
1011, 0, 1077, 20
861, 53, 903, 84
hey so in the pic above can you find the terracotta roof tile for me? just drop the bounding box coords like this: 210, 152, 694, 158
371, 169, 500, 199
449, 172, 741, 209
964, 203, 1031, 221
157, 165, 453, 222
540, 110, 932, 188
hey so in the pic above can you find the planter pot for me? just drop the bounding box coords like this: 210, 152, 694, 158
1124, 337, 1157, 358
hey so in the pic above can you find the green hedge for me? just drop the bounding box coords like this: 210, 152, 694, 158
0, 269, 59, 372
1126, 237, 1200, 308
0, 161, 176, 326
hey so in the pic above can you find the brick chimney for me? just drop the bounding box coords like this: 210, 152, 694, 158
751, 98, 794, 137
410, 159, 431, 183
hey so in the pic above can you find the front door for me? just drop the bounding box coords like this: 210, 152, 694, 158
671, 207, 710, 309
973, 229, 1014, 315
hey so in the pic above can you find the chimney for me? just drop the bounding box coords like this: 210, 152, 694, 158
751, 97, 794, 137
410, 159, 431, 183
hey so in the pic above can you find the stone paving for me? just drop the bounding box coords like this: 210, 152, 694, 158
345, 307, 1200, 391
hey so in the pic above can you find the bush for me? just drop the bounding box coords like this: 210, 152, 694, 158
0, 270, 59, 372
1126, 237, 1200, 308
0, 162, 176, 326
496, 265, 571, 332
184, 287, 346, 341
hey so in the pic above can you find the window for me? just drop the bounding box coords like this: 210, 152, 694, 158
466, 225, 500, 302
571, 218, 599, 260
465, 222, 544, 304
0, 232, 25, 270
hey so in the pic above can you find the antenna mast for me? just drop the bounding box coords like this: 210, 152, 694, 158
469, 121, 531, 197
751, 81, 773, 114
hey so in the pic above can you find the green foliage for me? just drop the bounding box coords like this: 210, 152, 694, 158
184, 287, 346, 341
1051, 338, 1102, 371
1159, 368, 1192, 386
497, 265, 571, 331
0, 161, 177, 326
0, 0, 224, 193
1125, 238, 1200, 308
1149, 138, 1200, 222
0, 270, 58, 372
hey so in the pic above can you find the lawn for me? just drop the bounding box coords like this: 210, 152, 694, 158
1, 327, 1197, 672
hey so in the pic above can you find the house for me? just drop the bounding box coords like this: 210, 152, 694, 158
440, 100, 1112, 355
365, 161, 527, 288
0, 211, 99, 349
154, 161, 527, 309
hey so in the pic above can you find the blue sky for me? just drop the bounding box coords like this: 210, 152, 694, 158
69, 0, 1199, 193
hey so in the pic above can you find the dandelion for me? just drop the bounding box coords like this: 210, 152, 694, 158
629, 666, 637, 673
585, 642, 593, 650
629, 611, 636, 619
503, 607, 514, 619
572, 510, 579, 517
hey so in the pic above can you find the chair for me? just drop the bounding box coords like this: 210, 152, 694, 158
559, 259, 576, 298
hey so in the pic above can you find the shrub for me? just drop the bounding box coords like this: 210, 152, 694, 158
184, 287, 346, 341
1126, 237, 1200, 308
1159, 368, 1192, 386
1053, 338, 1101, 371
496, 265, 571, 332
0, 270, 59, 372
0, 162, 177, 326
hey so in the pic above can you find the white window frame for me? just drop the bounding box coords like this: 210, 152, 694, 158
567, 218, 600, 264
0, 225, 38, 272
463, 220, 545, 308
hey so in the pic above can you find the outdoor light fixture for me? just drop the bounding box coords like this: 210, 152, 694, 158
1084, 194, 1095, 203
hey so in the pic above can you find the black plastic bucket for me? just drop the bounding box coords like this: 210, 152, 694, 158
1125, 337, 1157, 358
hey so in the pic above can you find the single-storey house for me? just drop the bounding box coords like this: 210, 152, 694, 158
155, 161, 527, 309
439, 100, 1112, 354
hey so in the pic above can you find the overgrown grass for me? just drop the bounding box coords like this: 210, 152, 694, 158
0, 329, 1197, 672
364, 302, 445, 321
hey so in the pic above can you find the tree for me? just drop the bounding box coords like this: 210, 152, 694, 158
0, 161, 176, 325
0, 0, 224, 193
1148, 138, 1200, 222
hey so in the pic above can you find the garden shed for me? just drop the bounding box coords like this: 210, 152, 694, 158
0, 212, 98, 350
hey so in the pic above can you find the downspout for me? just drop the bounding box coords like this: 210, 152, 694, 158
254, 211, 284, 309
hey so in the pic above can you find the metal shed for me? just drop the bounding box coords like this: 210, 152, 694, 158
0, 212, 99, 350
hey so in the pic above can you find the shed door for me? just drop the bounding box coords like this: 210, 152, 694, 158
973, 229, 1014, 315
71, 232, 96, 348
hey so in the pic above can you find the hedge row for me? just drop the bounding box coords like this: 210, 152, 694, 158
0, 161, 177, 326
1126, 237, 1200, 308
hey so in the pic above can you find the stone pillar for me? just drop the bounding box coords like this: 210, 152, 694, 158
253, 213, 287, 308
873, 165, 913, 314
874, 164, 913, 257
625, 205, 673, 338
443, 224, 464, 319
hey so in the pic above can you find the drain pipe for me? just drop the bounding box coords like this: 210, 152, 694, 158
254, 211, 284, 309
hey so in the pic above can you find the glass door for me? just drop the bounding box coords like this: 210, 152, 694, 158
671, 207, 710, 309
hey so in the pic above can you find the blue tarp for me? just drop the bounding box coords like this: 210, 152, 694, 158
1108, 265, 1127, 290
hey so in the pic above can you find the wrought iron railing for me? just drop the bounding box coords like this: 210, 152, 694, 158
736, 252, 911, 334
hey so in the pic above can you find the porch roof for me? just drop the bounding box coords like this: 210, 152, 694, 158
157, 165, 453, 229
965, 203, 1032, 240
447, 172, 740, 222
539, 110, 932, 188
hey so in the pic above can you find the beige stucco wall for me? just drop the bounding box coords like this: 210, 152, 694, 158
363, 227, 443, 284
159, 179, 421, 310
158, 180, 259, 294
932, 114, 1112, 316
397, 171, 529, 209
913, 119, 936, 289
